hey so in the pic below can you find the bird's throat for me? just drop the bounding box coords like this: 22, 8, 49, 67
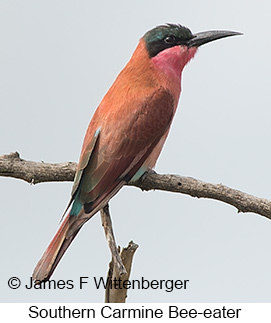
151, 45, 197, 80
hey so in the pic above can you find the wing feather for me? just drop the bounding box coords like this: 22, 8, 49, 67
72, 87, 175, 214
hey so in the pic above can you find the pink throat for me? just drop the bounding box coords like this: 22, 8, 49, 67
151, 46, 197, 79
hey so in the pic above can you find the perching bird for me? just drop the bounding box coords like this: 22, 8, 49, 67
33, 23, 241, 282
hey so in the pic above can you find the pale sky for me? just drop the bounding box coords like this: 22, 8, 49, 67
1, 0, 271, 302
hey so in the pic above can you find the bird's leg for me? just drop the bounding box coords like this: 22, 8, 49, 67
141, 168, 157, 180
100, 204, 127, 275
128, 167, 157, 191
128, 167, 157, 184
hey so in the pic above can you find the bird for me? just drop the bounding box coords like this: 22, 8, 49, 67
33, 23, 241, 282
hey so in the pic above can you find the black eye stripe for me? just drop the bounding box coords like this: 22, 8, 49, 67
144, 24, 194, 57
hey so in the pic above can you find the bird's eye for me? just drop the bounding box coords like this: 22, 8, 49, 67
164, 35, 176, 44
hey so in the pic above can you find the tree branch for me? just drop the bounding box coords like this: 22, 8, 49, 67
1, 152, 271, 221
100, 204, 139, 302
100, 204, 127, 276
0, 152, 77, 184
131, 173, 271, 220
104, 241, 138, 303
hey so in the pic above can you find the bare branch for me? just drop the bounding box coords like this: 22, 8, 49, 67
0, 152, 77, 184
100, 204, 127, 276
1, 152, 271, 221
131, 173, 271, 221
105, 241, 139, 303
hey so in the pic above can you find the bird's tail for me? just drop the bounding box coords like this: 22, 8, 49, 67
33, 182, 125, 283
32, 210, 88, 283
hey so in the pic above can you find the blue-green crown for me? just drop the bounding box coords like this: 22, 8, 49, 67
143, 24, 193, 57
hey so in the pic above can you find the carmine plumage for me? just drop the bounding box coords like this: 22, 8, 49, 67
33, 24, 241, 282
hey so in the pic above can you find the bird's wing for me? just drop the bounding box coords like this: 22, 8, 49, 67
33, 88, 176, 281
69, 87, 175, 225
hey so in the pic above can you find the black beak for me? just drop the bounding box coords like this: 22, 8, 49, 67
187, 30, 242, 48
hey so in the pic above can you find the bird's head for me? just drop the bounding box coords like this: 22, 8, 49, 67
143, 24, 241, 77
144, 23, 241, 57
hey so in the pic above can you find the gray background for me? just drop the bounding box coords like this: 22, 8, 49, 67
1, 0, 271, 302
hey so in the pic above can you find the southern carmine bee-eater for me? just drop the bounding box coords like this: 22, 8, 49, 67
33, 24, 241, 282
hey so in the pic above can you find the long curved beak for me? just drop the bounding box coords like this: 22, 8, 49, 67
187, 30, 242, 47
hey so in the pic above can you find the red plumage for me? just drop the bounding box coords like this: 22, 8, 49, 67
33, 24, 239, 282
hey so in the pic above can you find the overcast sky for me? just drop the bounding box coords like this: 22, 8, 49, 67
1, 0, 271, 303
